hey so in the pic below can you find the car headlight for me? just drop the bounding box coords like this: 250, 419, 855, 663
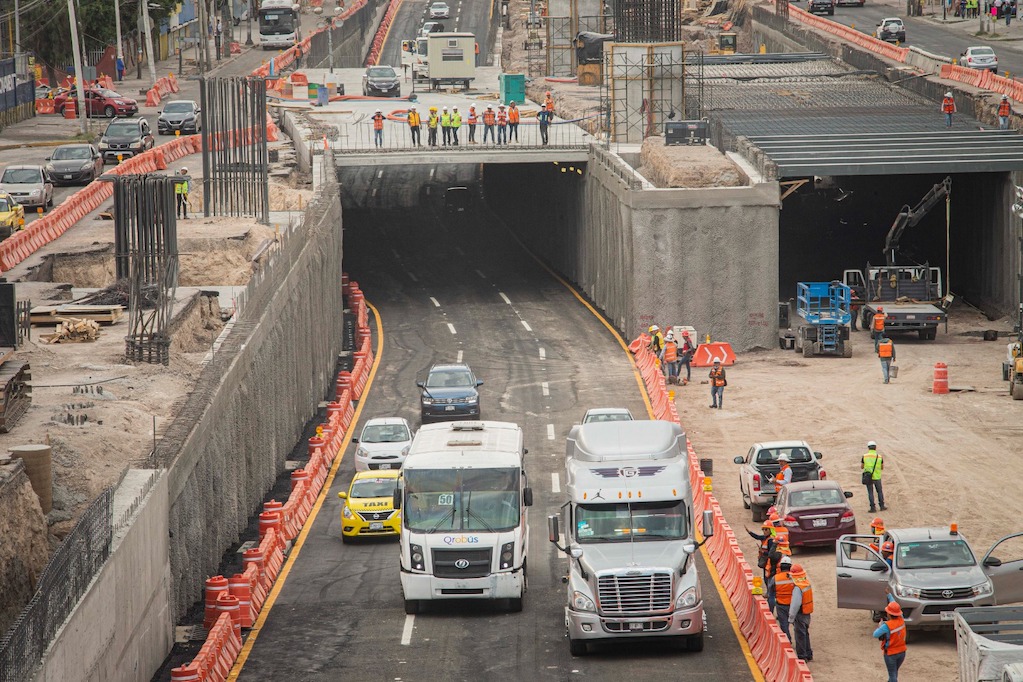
676, 586, 698, 609
464, 395, 478, 404
356, 447, 368, 458
80, 162, 94, 171
894, 583, 920, 599
572, 591, 596, 612
421, 397, 433, 405
99, 142, 109, 150
342, 505, 353, 519
400, 446, 410, 457
44, 164, 55, 173
29, 190, 40, 197
500, 541, 514, 569
131, 138, 142, 146
410, 543, 425, 571
972, 580, 993, 597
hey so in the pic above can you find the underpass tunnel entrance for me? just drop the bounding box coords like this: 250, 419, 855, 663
779, 172, 1014, 316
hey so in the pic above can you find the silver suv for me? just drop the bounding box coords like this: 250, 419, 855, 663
836, 527, 1023, 627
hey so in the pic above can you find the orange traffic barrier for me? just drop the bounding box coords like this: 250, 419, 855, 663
216, 593, 242, 640
170, 663, 202, 682
933, 362, 949, 394
204, 575, 229, 630
691, 341, 736, 367
228, 573, 254, 628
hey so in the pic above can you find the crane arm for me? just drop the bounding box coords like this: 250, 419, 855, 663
883, 176, 952, 266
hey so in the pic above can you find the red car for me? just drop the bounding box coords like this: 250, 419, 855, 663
776, 480, 856, 549
53, 88, 139, 118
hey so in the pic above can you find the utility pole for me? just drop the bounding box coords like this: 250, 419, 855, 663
141, 0, 157, 85
14, 0, 20, 54
246, 0, 253, 46
66, 0, 87, 134
114, 0, 123, 70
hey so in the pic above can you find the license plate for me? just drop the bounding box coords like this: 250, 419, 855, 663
445, 405, 455, 411
812, 518, 828, 528
379, 463, 391, 470
370, 522, 384, 530
64, 175, 72, 179
940, 610, 957, 621
629, 622, 643, 631
906, 315, 916, 320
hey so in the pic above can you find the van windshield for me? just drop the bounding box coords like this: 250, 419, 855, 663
576, 500, 687, 543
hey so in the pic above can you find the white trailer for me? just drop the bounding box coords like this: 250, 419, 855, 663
424, 32, 475, 90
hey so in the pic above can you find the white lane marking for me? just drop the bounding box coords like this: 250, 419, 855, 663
521, 320, 532, 332
430, 168, 436, 179
372, 188, 378, 197
447, 323, 457, 334
408, 272, 418, 282
430, 297, 440, 307
539, 347, 546, 360
401, 615, 415, 645
499, 292, 511, 305
377, 170, 383, 179
551, 473, 561, 493
457, 350, 463, 363
475, 269, 486, 279
547, 424, 555, 440
541, 382, 549, 396
392, 249, 401, 259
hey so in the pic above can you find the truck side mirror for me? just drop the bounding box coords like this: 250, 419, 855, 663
393, 488, 402, 509
870, 561, 889, 572
702, 509, 714, 539
547, 514, 560, 544
732, 456, 744, 464
523, 487, 533, 507
351, 437, 359, 443
814, 452, 823, 459
416, 380, 425, 388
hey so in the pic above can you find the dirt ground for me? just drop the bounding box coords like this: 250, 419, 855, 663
677, 305, 1020, 681
636, 138, 748, 188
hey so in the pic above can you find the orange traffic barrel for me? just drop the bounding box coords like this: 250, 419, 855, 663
258, 510, 282, 540
933, 362, 949, 394
228, 574, 254, 627
204, 575, 229, 630
308, 435, 325, 458
216, 593, 242, 638
336, 371, 352, 397
290, 468, 310, 491
170, 663, 202, 682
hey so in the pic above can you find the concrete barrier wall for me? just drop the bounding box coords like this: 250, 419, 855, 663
306, 0, 389, 70
36, 470, 171, 682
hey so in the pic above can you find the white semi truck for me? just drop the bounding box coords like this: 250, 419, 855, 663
395, 421, 532, 614
548, 419, 713, 655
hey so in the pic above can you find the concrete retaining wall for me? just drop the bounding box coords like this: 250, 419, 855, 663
306, 0, 390, 70
36, 470, 171, 682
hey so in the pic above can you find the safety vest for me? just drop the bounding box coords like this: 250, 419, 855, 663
451, 112, 461, 128
942, 97, 956, 114
467, 107, 478, 124
710, 367, 725, 388
497, 110, 508, 125
872, 313, 886, 331
772, 526, 791, 554
508, 106, 520, 123
878, 339, 894, 358
175, 178, 189, 194
428, 113, 439, 128
775, 463, 791, 493
483, 109, 496, 125
774, 571, 794, 605
663, 340, 678, 363
1000, 100, 1011, 117
883, 616, 907, 655
544, 96, 554, 111
863, 451, 883, 480
441, 113, 451, 127
408, 111, 421, 127
372, 114, 384, 130
792, 574, 813, 614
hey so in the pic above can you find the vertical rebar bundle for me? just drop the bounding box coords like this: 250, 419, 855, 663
199, 76, 270, 223
613, 0, 682, 41
602, 42, 687, 144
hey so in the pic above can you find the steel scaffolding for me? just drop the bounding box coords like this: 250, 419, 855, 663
602, 42, 686, 144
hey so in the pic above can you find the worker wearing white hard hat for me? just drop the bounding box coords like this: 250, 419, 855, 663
942, 91, 956, 128
175, 166, 190, 220
467, 102, 479, 144
772, 453, 793, 493
372, 108, 385, 148
999, 93, 1012, 130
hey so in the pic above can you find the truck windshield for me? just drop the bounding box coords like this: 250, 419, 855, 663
404, 467, 520, 532
575, 500, 686, 543
756, 447, 812, 465
896, 539, 976, 570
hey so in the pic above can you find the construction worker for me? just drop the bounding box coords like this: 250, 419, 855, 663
175, 167, 190, 219
475, 41, 480, 67
766, 553, 792, 613
999, 94, 1011, 130
747, 519, 777, 578
862, 440, 887, 513
482, 104, 496, 144
788, 564, 814, 662
871, 307, 887, 351
868, 517, 886, 552
372, 109, 385, 148
467, 103, 479, 143
771, 453, 793, 494
880, 540, 894, 567
774, 558, 795, 640
451, 106, 462, 145
874, 595, 907, 681
663, 330, 680, 383
496, 104, 508, 144
537, 103, 552, 145
507, 101, 520, 142
877, 335, 896, 384
709, 359, 726, 409
679, 330, 697, 385
768, 513, 791, 554
440, 106, 451, 145
942, 91, 956, 128
647, 324, 664, 357
544, 90, 554, 112
427, 106, 439, 146
407, 105, 422, 146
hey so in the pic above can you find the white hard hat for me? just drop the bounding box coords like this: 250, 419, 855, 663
471, 102, 476, 107
375, 108, 381, 113
777, 453, 790, 462
650, 324, 659, 331
453, 105, 458, 109
779, 555, 793, 566
487, 104, 493, 109
180, 166, 188, 173
945, 91, 952, 97
1003, 94, 1009, 99
443, 106, 448, 110
867, 440, 877, 448
410, 104, 416, 109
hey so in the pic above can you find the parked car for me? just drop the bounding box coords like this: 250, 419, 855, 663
337, 470, 401, 543
362, 66, 401, 97
775, 480, 855, 548
0, 192, 25, 240
417, 363, 483, 423
157, 100, 202, 135
429, 1, 450, 18
98, 117, 155, 164
0, 165, 54, 211
581, 407, 634, 424
807, 0, 835, 14
352, 417, 414, 471
44, 144, 103, 186
733, 440, 826, 521
53, 87, 139, 118
836, 527, 1023, 627
875, 17, 906, 43
961, 45, 998, 72
836, 0, 864, 7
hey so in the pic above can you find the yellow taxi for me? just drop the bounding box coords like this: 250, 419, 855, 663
0, 192, 25, 240
338, 469, 401, 543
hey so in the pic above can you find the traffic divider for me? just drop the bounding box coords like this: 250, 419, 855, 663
785, 2, 907, 64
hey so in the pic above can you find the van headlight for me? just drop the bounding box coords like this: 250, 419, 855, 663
676, 587, 698, 609
894, 583, 920, 599
972, 580, 993, 597
572, 591, 595, 612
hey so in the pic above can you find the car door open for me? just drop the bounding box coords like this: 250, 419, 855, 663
836, 535, 890, 610
982, 532, 1023, 606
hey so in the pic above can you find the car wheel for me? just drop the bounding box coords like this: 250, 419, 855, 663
46, 194, 53, 208
341, 534, 352, 544
404, 599, 420, 615
104, 105, 116, 118
752, 505, 766, 523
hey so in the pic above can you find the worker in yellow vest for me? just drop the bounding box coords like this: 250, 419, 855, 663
407, 105, 422, 146
451, 106, 462, 146
861, 440, 887, 512
427, 107, 439, 147
175, 167, 190, 219
440, 106, 451, 145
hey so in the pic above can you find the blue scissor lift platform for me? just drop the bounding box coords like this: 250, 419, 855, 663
793, 281, 853, 358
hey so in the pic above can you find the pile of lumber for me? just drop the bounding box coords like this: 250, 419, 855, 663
30, 304, 124, 326
41, 318, 101, 344
0, 361, 31, 433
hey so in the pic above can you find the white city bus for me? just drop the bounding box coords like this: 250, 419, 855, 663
258, 0, 301, 50
395, 421, 532, 614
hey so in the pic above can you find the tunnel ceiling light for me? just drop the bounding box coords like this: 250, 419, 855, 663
561, 167, 566, 172
553, 162, 559, 166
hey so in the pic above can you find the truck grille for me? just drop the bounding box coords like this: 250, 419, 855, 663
597, 572, 673, 613
919, 587, 973, 600
432, 548, 491, 579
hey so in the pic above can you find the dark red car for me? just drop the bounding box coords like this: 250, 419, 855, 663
53, 88, 139, 118
776, 480, 856, 549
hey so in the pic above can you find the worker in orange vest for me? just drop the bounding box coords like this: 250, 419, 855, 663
662, 330, 680, 383
942, 91, 956, 128
496, 104, 508, 144
868, 517, 886, 552
709, 359, 726, 408
427, 106, 439, 147
877, 335, 896, 384
773, 560, 796, 639
507, 101, 520, 142
874, 596, 907, 680
482, 104, 496, 144
788, 565, 814, 662
372, 109, 385, 148
467, 103, 479, 144
999, 94, 1011, 130
475, 41, 480, 67
544, 90, 554, 112
407, 105, 422, 147
871, 307, 887, 351
771, 453, 793, 494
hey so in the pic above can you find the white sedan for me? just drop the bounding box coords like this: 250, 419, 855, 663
961, 46, 998, 72
352, 417, 414, 471
429, 1, 450, 18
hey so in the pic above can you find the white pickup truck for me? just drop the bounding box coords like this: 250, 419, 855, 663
733, 440, 826, 522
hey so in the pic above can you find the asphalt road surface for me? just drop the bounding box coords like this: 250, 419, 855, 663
230, 165, 757, 681
378, 0, 494, 73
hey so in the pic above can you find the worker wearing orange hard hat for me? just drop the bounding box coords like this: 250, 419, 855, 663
874, 595, 907, 680
872, 307, 887, 351
787, 564, 814, 662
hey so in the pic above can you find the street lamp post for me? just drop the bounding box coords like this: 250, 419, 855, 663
246, 0, 254, 45
313, 5, 342, 72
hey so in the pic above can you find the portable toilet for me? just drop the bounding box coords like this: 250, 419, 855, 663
499, 73, 525, 106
